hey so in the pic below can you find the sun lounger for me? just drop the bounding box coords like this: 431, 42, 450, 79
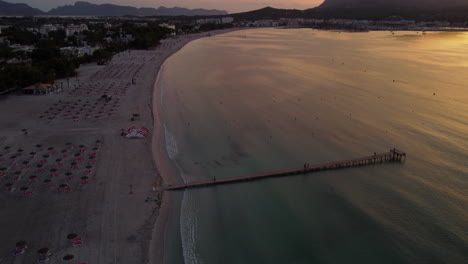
13, 247, 26, 256
79, 180, 90, 186
38, 256, 50, 263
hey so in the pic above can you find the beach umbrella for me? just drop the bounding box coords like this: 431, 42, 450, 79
50, 168, 57, 172
48, 147, 54, 151
74, 153, 80, 157
17, 149, 23, 152
29, 176, 37, 179
30, 152, 36, 155
19, 187, 28, 191
65, 172, 73, 176
36, 164, 43, 168
43, 179, 51, 183
86, 165, 92, 169
5, 183, 12, 187
67, 233, 77, 239
81, 176, 89, 180
63, 254, 74, 261
59, 184, 68, 188
43, 155, 49, 158
0, 167, 6, 171
22, 161, 29, 165
15, 241, 26, 247
10, 155, 16, 159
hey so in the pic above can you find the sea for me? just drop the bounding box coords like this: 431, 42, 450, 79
155, 28, 468, 264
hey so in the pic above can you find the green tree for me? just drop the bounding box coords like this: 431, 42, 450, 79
3, 27, 37, 45
48, 29, 67, 47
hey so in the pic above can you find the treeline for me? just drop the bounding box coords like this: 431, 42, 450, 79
0, 40, 110, 92
121, 22, 174, 49
0, 22, 173, 93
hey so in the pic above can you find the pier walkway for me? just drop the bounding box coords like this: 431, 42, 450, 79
164, 149, 406, 191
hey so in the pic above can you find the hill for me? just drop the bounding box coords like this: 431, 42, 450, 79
313, 0, 468, 21
227, 4, 468, 23
0, 0, 44, 16
230, 6, 303, 20
47, 1, 227, 16
319, 0, 468, 9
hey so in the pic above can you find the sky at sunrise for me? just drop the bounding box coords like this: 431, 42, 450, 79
6, 0, 324, 13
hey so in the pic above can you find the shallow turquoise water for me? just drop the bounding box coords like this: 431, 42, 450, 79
157, 29, 468, 264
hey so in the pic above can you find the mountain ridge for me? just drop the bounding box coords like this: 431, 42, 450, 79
319, 0, 468, 9
0, 0, 44, 16
0, 0, 227, 16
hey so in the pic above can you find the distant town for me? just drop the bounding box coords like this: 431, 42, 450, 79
1, 13, 467, 93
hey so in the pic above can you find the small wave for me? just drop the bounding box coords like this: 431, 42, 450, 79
180, 191, 203, 264
164, 125, 178, 160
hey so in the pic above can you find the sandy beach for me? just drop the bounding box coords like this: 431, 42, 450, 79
0, 28, 241, 264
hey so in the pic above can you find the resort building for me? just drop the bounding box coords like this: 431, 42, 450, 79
40, 24, 57, 35
65, 24, 89, 36
23, 83, 62, 95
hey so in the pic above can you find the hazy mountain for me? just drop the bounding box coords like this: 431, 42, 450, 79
47, 1, 227, 16
319, 0, 468, 9
228, 4, 468, 22
230, 6, 303, 20
0, 0, 44, 16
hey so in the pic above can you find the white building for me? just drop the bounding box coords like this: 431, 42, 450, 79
159, 23, 176, 36
40, 24, 57, 35
0, 25, 12, 35
221, 17, 234, 24
10, 44, 34, 52
252, 20, 279, 27
196, 18, 222, 25
79, 24, 89, 32
65, 24, 89, 36
60, 46, 98, 57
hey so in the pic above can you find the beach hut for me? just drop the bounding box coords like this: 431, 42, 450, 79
23, 83, 62, 95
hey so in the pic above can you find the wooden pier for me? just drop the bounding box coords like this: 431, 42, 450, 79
164, 149, 406, 191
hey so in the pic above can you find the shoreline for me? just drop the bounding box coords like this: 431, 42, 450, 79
147, 28, 246, 264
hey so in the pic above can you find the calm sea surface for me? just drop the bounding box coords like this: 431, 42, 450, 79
156, 29, 468, 264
